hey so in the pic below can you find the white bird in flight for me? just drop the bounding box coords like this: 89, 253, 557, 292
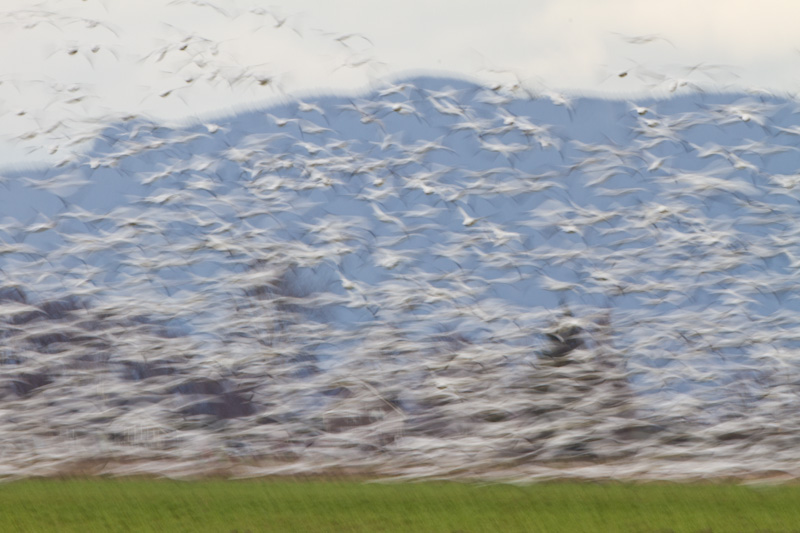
457, 205, 483, 227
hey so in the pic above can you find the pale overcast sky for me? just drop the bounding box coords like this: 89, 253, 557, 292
2, 0, 799, 166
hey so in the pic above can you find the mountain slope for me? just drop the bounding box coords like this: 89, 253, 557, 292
1, 77, 799, 479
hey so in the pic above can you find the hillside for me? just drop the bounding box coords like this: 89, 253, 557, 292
1, 76, 800, 480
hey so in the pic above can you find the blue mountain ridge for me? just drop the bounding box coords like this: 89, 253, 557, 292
1, 76, 799, 478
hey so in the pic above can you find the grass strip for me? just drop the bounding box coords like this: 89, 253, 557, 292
2, 477, 800, 532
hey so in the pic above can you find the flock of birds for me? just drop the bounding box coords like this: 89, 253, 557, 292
3, 3, 800, 482
0, 1, 387, 166
1, 74, 800, 481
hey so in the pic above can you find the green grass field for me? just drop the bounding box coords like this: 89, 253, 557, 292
2, 477, 800, 532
